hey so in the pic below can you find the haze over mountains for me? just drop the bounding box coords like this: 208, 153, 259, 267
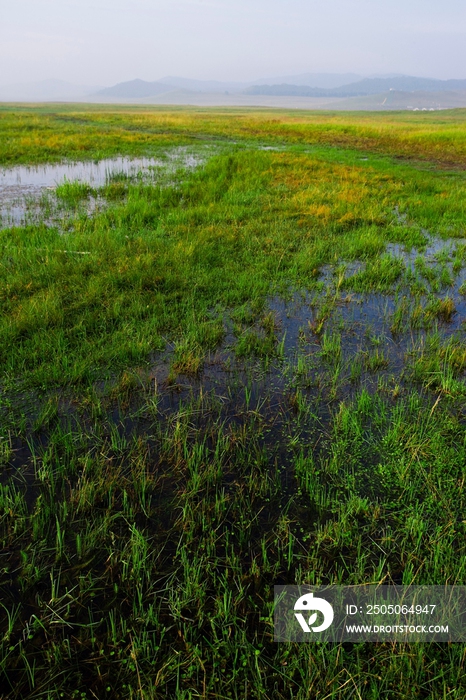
1, 73, 466, 110
97, 74, 434, 98
244, 76, 466, 97
0, 72, 366, 100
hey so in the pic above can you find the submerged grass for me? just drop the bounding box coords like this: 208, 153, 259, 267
1, 105, 466, 698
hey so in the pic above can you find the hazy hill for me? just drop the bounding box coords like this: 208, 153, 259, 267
252, 72, 362, 89
155, 73, 372, 91
245, 76, 466, 98
95, 80, 177, 98
155, 74, 366, 91
155, 76, 249, 92
95, 72, 382, 98
244, 84, 329, 97
330, 76, 466, 96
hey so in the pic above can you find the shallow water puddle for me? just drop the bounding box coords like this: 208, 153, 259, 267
0, 148, 204, 227
386, 236, 466, 272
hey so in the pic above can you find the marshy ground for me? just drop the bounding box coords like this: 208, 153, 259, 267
1, 104, 466, 698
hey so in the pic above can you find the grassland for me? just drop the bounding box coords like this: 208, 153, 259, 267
1, 104, 466, 699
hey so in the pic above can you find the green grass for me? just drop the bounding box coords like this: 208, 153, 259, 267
1, 105, 466, 699
1, 103, 466, 167
2, 143, 466, 389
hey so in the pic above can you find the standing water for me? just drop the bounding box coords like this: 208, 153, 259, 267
0, 149, 204, 227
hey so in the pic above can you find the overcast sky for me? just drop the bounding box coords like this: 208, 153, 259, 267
2, 0, 466, 86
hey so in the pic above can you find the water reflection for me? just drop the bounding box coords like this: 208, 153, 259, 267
0, 149, 203, 227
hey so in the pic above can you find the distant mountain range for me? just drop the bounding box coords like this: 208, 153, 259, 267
252, 72, 363, 88
155, 73, 370, 91
2, 74, 466, 111
244, 76, 466, 98
93, 73, 367, 97
94, 74, 466, 100
2, 74, 366, 101
96, 79, 178, 98
156, 76, 251, 92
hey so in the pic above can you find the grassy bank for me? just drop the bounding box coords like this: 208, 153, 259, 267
1, 105, 466, 699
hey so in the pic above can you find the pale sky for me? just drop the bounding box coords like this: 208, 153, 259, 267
1, 0, 466, 86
